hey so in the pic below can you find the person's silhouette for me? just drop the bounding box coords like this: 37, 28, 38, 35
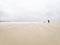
48, 20, 50, 23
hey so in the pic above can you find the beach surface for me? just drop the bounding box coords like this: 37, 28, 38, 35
0, 22, 60, 45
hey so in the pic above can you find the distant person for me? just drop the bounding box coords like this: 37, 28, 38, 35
48, 20, 50, 23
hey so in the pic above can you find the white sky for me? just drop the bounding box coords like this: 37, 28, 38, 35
0, 0, 60, 22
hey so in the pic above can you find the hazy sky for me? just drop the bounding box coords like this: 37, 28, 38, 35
0, 0, 60, 22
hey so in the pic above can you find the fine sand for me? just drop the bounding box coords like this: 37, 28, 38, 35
0, 22, 60, 45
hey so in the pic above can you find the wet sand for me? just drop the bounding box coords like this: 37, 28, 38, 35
0, 22, 60, 45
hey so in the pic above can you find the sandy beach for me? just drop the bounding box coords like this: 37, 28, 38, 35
0, 22, 60, 45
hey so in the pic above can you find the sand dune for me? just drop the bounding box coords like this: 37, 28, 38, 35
0, 22, 60, 45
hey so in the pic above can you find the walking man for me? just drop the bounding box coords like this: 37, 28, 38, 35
48, 20, 50, 23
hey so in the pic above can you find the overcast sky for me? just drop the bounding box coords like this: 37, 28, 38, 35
0, 0, 60, 22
